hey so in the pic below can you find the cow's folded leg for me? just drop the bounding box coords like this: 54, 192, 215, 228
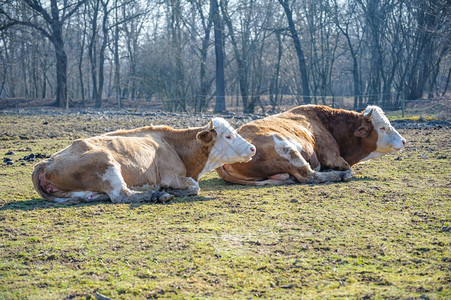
108, 189, 174, 203
269, 146, 348, 184
102, 164, 174, 203
314, 169, 352, 182
316, 154, 353, 182
150, 191, 174, 203
318, 152, 352, 172
291, 164, 352, 184
161, 177, 200, 197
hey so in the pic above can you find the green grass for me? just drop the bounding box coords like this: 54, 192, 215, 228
0, 114, 450, 299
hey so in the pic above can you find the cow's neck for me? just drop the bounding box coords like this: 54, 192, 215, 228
315, 108, 375, 165
162, 127, 212, 180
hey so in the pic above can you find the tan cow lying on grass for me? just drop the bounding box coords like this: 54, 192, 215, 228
33, 118, 256, 204
216, 105, 406, 185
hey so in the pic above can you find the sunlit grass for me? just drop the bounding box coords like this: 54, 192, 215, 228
0, 114, 449, 299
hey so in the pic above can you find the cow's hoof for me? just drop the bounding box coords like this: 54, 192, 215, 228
159, 193, 174, 203
150, 191, 174, 203
340, 170, 353, 181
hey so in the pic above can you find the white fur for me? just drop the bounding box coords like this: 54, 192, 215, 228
363, 106, 406, 160
69, 191, 104, 200
199, 117, 255, 178
101, 164, 127, 198
272, 136, 307, 168
185, 177, 200, 195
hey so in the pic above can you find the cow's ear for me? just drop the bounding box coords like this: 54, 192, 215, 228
354, 125, 370, 137
197, 130, 215, 145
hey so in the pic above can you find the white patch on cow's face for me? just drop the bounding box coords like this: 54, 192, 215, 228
199, 117, 256, 179
362, 106, 406, 161
273, 135, 307, 168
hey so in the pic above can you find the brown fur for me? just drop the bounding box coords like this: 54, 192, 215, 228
104, 125, 217, 180
33, 124, 217, 203
216, 105, 378, 185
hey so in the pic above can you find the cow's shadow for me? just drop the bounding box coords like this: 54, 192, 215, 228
199, 175, 378, 192
0, 198, 56, 211
1, 175, 377, 211
0, 195, 214, 211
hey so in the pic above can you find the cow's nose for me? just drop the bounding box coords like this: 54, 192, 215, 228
402, 139, 406, 146
249, 146, 256, 153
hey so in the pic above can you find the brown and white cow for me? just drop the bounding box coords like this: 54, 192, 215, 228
216, 105, 405, 185
32, 118, 256, 204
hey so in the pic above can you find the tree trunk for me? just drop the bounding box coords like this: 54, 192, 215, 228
78, 5, 87, 107
220, 0, 251, 113
196, 1, 213, 112
442, 68, 451, 97
211, 0, 226, 113
113, 0, 121, 108
96, 0, 110, 108
172, 0, 185, 112
338, 18, 362, 110
52, 30, 68, 108
88, 0, 100, 103
270, 31, 283, 113
278, 0, 311, 104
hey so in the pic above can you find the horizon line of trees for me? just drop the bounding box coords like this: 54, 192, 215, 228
0, 0, 450, 113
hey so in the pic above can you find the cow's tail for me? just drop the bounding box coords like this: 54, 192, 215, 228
32, 161, 83, 204
215, 166, 295, 186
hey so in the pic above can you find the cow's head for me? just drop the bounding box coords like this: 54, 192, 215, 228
197, 117, 256, 177
356, 105, 406, 161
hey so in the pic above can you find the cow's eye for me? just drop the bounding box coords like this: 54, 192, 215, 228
225, 135, 232, 140
380, 127, 386, 131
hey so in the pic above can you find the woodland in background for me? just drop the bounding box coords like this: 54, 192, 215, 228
0, 0, 449, 113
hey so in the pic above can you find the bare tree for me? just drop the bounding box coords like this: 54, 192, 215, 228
86, 0, 111, 108
1, 0, 449, 112
1, 0, 86, 108
122, 0, 147, 102
331, 0, 364, 109
269, 30, 284, 112
221, 0, 252, 112
304, 0, 341, 105
211, 0, 226, 112
278, 0, 311, 104
404, 0, 450, 100
190, 0, 214, 112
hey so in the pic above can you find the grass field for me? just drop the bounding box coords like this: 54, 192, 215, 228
0, 111, 450, 299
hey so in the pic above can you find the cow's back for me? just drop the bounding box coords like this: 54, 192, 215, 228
44, 134, 180, 191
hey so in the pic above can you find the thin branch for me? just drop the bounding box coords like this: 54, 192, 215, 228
62, 0, 88, 22
22, 0, 52, 22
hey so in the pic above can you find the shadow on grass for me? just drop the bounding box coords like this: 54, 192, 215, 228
1, 176, 378, 211
0, 194, 214, 211
0, 198, 113, 211
128, 194, 215, 209
0, 198, 56, 211
199, 175, 378, 192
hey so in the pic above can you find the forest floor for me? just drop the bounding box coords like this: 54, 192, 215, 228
0, 102, 449, 299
